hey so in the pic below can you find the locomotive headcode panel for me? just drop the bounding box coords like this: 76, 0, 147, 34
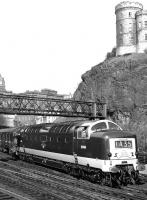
115, 140, 132, 148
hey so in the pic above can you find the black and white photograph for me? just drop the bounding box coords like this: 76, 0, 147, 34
0, 0, 147, 199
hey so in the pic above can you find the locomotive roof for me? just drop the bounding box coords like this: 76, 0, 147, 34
17, 119, 122, 135
0, 119, 123, 137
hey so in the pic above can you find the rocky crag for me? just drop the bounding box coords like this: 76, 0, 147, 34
74, 53, 147, 147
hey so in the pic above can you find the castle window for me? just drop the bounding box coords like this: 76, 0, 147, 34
145, 21, 147, 28
129, 12, 132, 17
119, 36, 123, 46
145, 34, 147, 40
129, 23, 132, 32
120, 24, 123, 33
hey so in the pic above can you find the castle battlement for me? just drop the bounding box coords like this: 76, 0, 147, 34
115, 1, 147, 56
136, 10, 147, 16
115, 1, 143, 13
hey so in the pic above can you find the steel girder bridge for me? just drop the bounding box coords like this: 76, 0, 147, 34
0, 93, 106, 118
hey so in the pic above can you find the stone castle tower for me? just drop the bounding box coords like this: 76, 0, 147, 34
115, 1, 147, 56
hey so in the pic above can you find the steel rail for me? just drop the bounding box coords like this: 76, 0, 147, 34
1, 160, 146, 200
0, 187, 31, 200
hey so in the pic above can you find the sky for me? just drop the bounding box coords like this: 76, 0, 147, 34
0, 0, 147, 96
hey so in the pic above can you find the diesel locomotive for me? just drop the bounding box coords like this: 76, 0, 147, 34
0, 119, 144, 187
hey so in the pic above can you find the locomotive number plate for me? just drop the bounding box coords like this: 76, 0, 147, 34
115, 140, 132, 148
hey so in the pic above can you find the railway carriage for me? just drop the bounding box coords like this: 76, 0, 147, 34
0, 127, 19, 153
0, 119, 144, 187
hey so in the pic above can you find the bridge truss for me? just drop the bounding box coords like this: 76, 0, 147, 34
0, 94, 106, 118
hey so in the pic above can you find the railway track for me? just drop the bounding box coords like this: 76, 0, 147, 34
0, 164, 118, 200
0, 159, 147, 200
0, 187, 32, 200
0, 169, 75, 200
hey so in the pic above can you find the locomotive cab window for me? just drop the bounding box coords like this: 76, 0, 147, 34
91, 122, 107, 131
129, 12, 132, 17
77, 126, 89, 139
108, 122, 121, 130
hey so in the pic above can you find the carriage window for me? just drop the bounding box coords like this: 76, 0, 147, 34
40, 135, 47, 142
108, 122, 121, 130
77, 126, 88, 139
91, 122, 107, 131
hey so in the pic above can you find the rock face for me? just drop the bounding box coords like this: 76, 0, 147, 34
74, 53, 147, 147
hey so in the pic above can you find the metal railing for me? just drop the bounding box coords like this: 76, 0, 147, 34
0, 93, 106, 118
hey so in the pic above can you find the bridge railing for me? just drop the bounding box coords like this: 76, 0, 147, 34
0, 93, 106, 118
